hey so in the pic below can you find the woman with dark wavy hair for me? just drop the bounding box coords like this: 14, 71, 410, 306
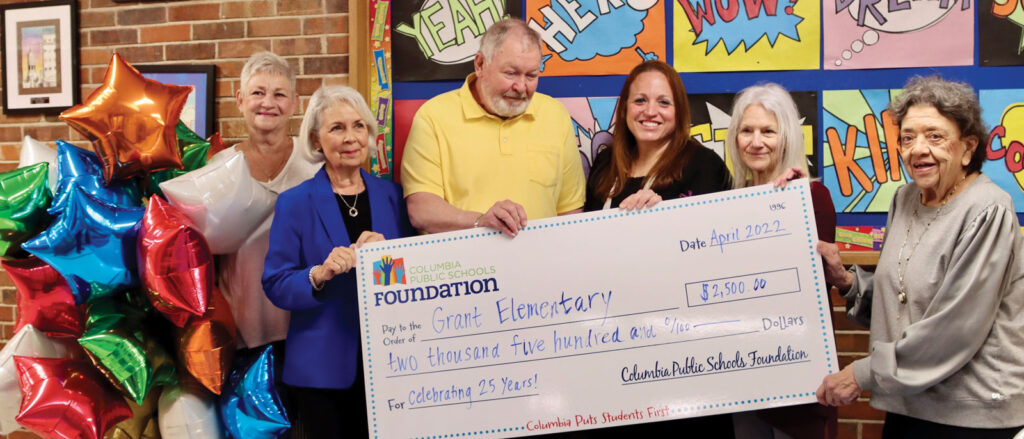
583, 60, 731, 212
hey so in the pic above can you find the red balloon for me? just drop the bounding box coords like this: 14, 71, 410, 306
137, 196, 213, 327
180, 285, 236, 395
59, 53, 189, 182
2, 257, 83, 338
206, 132, 227, 160
14, 356, 131, 439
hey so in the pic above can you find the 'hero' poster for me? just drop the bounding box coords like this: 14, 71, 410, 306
526, 0, 667, 76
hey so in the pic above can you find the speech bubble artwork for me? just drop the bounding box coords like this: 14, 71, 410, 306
678, 0, 804, 54
394, 0, 508, 65
528, 0, 657, 62
986, 103, 1024, 192
833, 0, 969, 66
991, 0, 1024, 54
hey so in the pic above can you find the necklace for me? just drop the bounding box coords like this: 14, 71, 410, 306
338, 192, 359, 217
894, 174, 967, 310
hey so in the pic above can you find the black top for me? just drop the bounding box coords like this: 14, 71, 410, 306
584, 138, 732, 211
335, 188, 372, 244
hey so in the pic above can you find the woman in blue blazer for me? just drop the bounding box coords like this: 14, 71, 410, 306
263, 85, 413, 438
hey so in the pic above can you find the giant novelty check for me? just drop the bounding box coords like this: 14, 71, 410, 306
356, 180, 837, 438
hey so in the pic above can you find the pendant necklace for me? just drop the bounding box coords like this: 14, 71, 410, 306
339, 192, 359, 217
894, 174, 966, 317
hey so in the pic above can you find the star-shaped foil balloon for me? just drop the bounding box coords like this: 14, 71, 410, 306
137, 195, 212, 327
220, 345, 290, 439
59, 53, 189, 183
22, 185, 145, 303
0, 162, 53, 258
180, 285, 236, 394
160, 151, 277, 255
18, 135, 58, 192
49, 140, 141, 216
158, 380, 224, 439
206, 131, 228, 157
108, 390, 160, 439
14, 356, 131, 439
145, 122, 217, 199
78, 299, 177, 405
0, 325, 71, 435
2, 257, 83, 338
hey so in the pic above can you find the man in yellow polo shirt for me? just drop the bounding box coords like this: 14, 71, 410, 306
401, 18, 585, 237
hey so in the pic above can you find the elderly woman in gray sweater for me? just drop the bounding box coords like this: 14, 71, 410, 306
817, 76, 1024, 438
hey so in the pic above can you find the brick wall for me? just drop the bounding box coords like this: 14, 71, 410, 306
0, 1, 884, 438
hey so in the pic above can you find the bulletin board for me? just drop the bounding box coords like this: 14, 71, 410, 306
385, 0, 1024, 229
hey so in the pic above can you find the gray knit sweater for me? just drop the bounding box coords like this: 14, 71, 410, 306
845, 173, 1024, 428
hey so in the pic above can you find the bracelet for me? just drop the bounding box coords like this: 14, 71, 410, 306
473, 214, 484, 228
309, 265, 324, 291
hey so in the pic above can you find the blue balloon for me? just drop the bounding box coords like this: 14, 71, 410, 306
220, 345, 290, 439
22, 184, 144, 304
49, 140, 141, 215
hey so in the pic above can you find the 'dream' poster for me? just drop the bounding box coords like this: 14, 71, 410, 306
823, 0, 973, 69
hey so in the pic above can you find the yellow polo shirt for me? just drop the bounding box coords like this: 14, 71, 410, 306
401, 74, 585, 219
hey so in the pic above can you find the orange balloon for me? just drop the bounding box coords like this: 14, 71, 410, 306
180, 285, 236, 395
60, 53, 189, 182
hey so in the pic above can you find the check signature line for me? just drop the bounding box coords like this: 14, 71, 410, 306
422, 307, 680, 342
385, 329, 760, 379
408, 393, 540, 410
621, 359, 812, 386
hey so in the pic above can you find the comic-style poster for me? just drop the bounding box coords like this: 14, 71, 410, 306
370, 0, 393, 178
672, 0, 819, 72
821, 89, 908, 213
823, 0, 973, 69
980, 89, 1024, 212
823, 89, 1024, 214
525, 0, 666, 76
558, 92, 818, 179
392, 0, 522, 81
979, 0, 1024, 66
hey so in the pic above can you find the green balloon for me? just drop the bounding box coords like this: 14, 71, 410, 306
0, 162, 53, 257
79, 299, 177, 404
146, 122, 212, 198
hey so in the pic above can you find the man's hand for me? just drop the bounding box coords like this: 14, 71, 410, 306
477, 199, 528, 237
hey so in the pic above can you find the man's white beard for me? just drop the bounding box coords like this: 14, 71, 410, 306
488, 92, 530, 118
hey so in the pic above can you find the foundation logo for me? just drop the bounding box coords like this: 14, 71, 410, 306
373, 256, 406, 286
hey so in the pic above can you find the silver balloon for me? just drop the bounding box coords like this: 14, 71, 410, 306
0, 324, 71, 434
159, 151, 277, 255
17, 136, 58, 193
158, 381, 224, 439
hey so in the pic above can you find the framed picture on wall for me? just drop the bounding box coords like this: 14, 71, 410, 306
136, 64, 216, 138
0, 0, 80, 114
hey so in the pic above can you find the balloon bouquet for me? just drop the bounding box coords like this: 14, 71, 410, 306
0, 54, 290, 439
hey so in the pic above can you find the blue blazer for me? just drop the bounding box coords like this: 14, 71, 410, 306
263, 167, 413, 389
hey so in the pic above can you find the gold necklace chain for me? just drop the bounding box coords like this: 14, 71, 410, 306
895, 174, 967, 312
